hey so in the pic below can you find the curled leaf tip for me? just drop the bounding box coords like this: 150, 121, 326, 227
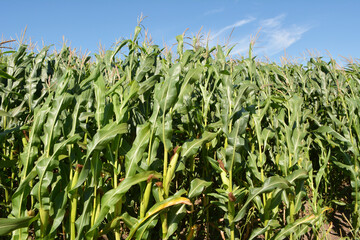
76, 164, 83, 170
147, 174, 158, 183
173, 145, 180, 153
217, 159, 228, 173
228, 192, 236, 202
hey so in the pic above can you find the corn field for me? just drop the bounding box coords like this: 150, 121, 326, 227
0, 27, 359, 239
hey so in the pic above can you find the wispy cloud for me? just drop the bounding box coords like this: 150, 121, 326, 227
256, 14, 311, 56
260, 14, 285, 28
257, 26, 309, 56
203, 8, 225, 16
211, 17, 256, 39
208, 14, 310, 57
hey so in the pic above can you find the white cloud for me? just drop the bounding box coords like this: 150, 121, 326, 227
208, 14, 310, 57
203, 8, 225, 16
211, 17, 256, 40
260, 14, 285, 28
258, 26, 309, 56
255, 14, 310, 56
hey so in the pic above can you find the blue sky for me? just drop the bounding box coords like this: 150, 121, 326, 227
1, 1, 359, 65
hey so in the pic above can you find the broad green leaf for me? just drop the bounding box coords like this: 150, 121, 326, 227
125, 122, 151, 178
126, 195, 192, 239
316, 125, 350, 144
110, 40, 130, 62
135, 52, 157, 82
176, 34, 184, 57
165, 205, 187, 240
138, 74, 160, 95
188, 178, 212, 199
12, 101, 51, 229
133, 26, 141, 42
48, 186, 67, 236
0, 215, 38, 236
285, 169, 308, 184
79, 64, 100, 88
36, 135, 81, 194
24, 46, 50, 110
121, 212, 138, 229
156, 113, 173, 152
181, 131, 218, 160
0, 69, 17, 80
75, 188, 94, 240
234, 176, 291, 222
42, 93, 73, 156
72, 122, 127, 190
86, 171, 162, 237
11, 169, 37, 217
94, 74, 106, 129
87, 122, 128, 158
135, 215, 158, 240
155, 63, 181, 113
20, 102, 51, 178
248, 219, 274, 240
98, 211, 139, 237
226, 111, 249, 171
68, 90, 91, 137
273, 214, 315, 240
173, 66, 203, 112
54, 69, 74, 97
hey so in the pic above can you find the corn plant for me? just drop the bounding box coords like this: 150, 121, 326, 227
0, 27, 359, 239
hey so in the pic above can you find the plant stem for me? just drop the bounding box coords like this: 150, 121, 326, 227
70, 192, 78, 240
70, 165, 81, 240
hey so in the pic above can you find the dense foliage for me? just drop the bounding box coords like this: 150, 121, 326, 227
0, 27, 359, 239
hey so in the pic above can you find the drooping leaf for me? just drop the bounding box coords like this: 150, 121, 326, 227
0, 215, 38, 236
126, 195, 192, 239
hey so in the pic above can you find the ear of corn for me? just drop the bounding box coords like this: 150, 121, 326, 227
0, 28, 359, 239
